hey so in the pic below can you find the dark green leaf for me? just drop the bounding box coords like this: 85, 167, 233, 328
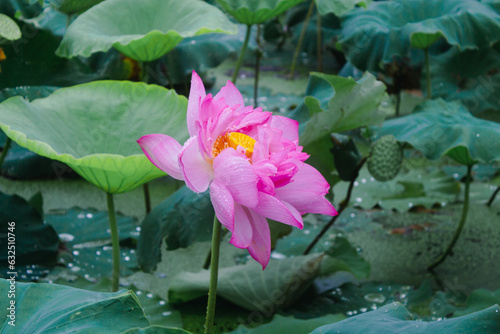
311, 302, 500, 333
137, 186, 213, 272
429, 46, 500, 119
373, 99, 500, 165
169, 255, 324, 312
0, 192, 58, 274
454, 288, 500, 317
290, 72, 386, 147
340, 0, 500, 72
322, 236, 370, 279
229, 314, 346, 334
331, 134, 362, 181
0, 280, 150, 333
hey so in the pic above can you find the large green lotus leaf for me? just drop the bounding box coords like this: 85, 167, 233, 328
0, 280, 150, 333
289, 72, 386, 147
315, 0, 370, 17
429, 46, 500, 118
340, 0, 500, 72
168, 254, 324, 311
56, 0, 237, 61
216, 0, 305, 25
0, 13, 21, 41
310, 302, 500, 333
0, 81, 190, 193
373, 99, 500, 165
229, 314, 345, 334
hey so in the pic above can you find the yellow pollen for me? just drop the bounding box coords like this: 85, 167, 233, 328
212, 132, 256, 159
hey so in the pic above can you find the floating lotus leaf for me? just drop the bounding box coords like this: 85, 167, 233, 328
216, 0, 305, 25
0, 81, 189, 193
311, 302, 500, 333
0, 13, 21, 41
0, 280, 150, 333
56, 0, 237, 61
340, 0, 500, 71
374, 99, 500, 166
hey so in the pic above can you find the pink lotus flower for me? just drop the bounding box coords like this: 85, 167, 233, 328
138, 71, 337, 269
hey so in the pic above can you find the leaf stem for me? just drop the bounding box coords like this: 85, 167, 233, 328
427, 164, 472, 272
303, 157, 367, 255
290, 0, 315, 79
395, 90, 401, 117
204, 214, 222, 334
232, 25, 252, 84
106, 192, 121, 292
317, 11, 322, 72
486, 185, 500, 207
254, 24, 262, 106
143, 183, 151, 214
0, 137, 12, 172
424, 48, 431, 99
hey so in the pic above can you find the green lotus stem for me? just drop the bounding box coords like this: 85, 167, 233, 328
290, 0, 315, 79
424, 48, 431, 99
317, 11, 322, 72
106, 192, 121, 292
143, 183, 151, 214
487, 185, 500, 207
303, 157, 367, 255
232, 25, 252, 84
395, 91, 401, 117
0, 137, 12, 171
139, 67, 153, 214
428, 164, 472, 272
140, 61, 149, 84
254, 24, 262, 106
204, 215, 222, 334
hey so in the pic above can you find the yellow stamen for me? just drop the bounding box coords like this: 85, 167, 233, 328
212, 132, 256, 159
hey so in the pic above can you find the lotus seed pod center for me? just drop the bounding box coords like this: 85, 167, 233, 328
212, 132, 256, 159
